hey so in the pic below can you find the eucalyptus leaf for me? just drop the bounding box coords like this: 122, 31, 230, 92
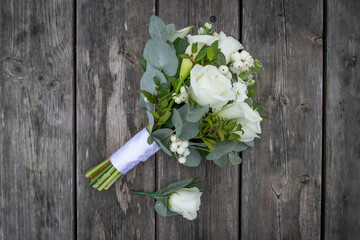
166, 24, 175, 39
157, 178, 194, 196
140, 65, 167, 94
206, 141, 247, 160
173, 38, 189, 56
182, 148, 201, 167
244, 141, 254, 147
228, 152, 242, 165
179, 121, 199, 141
146, 111, 155, 132
186, 105, 209, 122
212, 154, 228, 167
138, 95, 155, 111
154, 199, 178, 217
172, 108, 182, 137
152, 128, 174, 156
149, 15, 168, 41
143, 40, 178, 76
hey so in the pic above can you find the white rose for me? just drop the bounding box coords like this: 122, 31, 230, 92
190, 64, 235, 109
169, 187, 202, 220
215, 31, 243, 64
216, 102, 262, 142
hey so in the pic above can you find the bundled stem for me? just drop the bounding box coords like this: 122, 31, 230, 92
86, 73, 186, 191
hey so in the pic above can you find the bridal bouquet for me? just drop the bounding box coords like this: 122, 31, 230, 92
85, 16, 265, 191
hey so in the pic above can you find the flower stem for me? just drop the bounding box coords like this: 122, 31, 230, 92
104, 172, 123, 190
97, 170, 120, 191
85, 158, 110, 178
89, 164, 113, 186
93, 166, 116, 189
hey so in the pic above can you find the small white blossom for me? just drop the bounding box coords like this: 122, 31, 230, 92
144, 97, 149, 103
178, 157, 187, 164
170, 143, 178, 152
232, 82, 248, 102
197, 27, 205, 35
180, 86, 187, 94
177, 147, 186, 155
183, 148, 190, 157
204, 22, 212, 29
181, 141, 189, 148
170, 135, 177, 142
231, 52, 241, 62
218, 65, 229, 75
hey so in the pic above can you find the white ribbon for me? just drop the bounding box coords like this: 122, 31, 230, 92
110, 128, 160, 174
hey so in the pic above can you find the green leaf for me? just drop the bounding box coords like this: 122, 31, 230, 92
191, 43, 198, 53
179, 121, 199, 141
173, 38, 189, 56
206, 141, 247, 160
140, 65, 167, 95
152, 128, 173, 156
194, 47, 208, 62
207, 47, 215, 61
149, 110, 159, 119
138, 90, 156, 104
146, 111, 155, 132
212, 155, 228, 167
212, 40, 218, 54
140, 56, 147, 72
247, 81, 257, 98
244, 98, 253, 107
157, 178, 194, 196
228, 152, 242, 165
166, 24, 175, 39
214, 52, 226, 66
154, 199, 178, 217
202, 138, 214, 152
179, 54, 191, 59
172, 108, 183, 137
186, 105, 209, 122
182, 148, 201, 167
261, 115, 270, 119
149, 15, 168, 41
143, 39, 178, 76
158, 110, 172, 125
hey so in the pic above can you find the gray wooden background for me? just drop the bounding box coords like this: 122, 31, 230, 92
1, 0, 359, 239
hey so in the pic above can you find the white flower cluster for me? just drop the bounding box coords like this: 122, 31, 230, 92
232, 81, 248, 102
230, 51, 254, 73
198, 22, 212, 35
173, 86, 188, 104
170, 135, 190, 164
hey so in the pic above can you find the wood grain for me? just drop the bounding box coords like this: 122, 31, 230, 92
0, 0, 74, 239
157, 1, 240, 239
76, 0, 156, 239
324, 0, 360, 239
241, 0, 323, 239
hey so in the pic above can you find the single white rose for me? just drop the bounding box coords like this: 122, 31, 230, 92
190, 64, 235, 109
216, 102, 262, 142
169, 187, 202, 220
215, 31, 243, 64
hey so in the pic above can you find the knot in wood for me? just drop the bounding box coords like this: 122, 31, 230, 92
2, 58, 27, 80
297, 103, 311, 112
297, 175, 309, 184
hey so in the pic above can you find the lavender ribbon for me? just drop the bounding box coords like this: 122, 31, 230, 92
110, 128, 160, 174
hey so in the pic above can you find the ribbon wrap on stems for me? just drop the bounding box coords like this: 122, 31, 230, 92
110, 128, 161, 174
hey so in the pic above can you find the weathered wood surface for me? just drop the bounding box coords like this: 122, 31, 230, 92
76, 0, 156, 239
0, 0, 74, 239
156, 1, 240, 239
1, 0, 360, 239
324, 0, 360, 239
241, 0, 323, 239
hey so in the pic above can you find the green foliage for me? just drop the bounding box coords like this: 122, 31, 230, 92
143, 39, 178, 76
173, 38, 189, 56
152, 128, 173, 156
186, 105, 209, 122
228, 152, 242, 165
172, 108, 182, 137
182, 148, 201, 167
238, 59, 264, 81
140, 56, 147, 72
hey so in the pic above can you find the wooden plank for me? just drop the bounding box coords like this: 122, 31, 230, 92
241, 0, 323, 239
76, 1, 156, 239
157, 1, 240, 239
324, 0, 360, 239
0, 0, 74, 239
